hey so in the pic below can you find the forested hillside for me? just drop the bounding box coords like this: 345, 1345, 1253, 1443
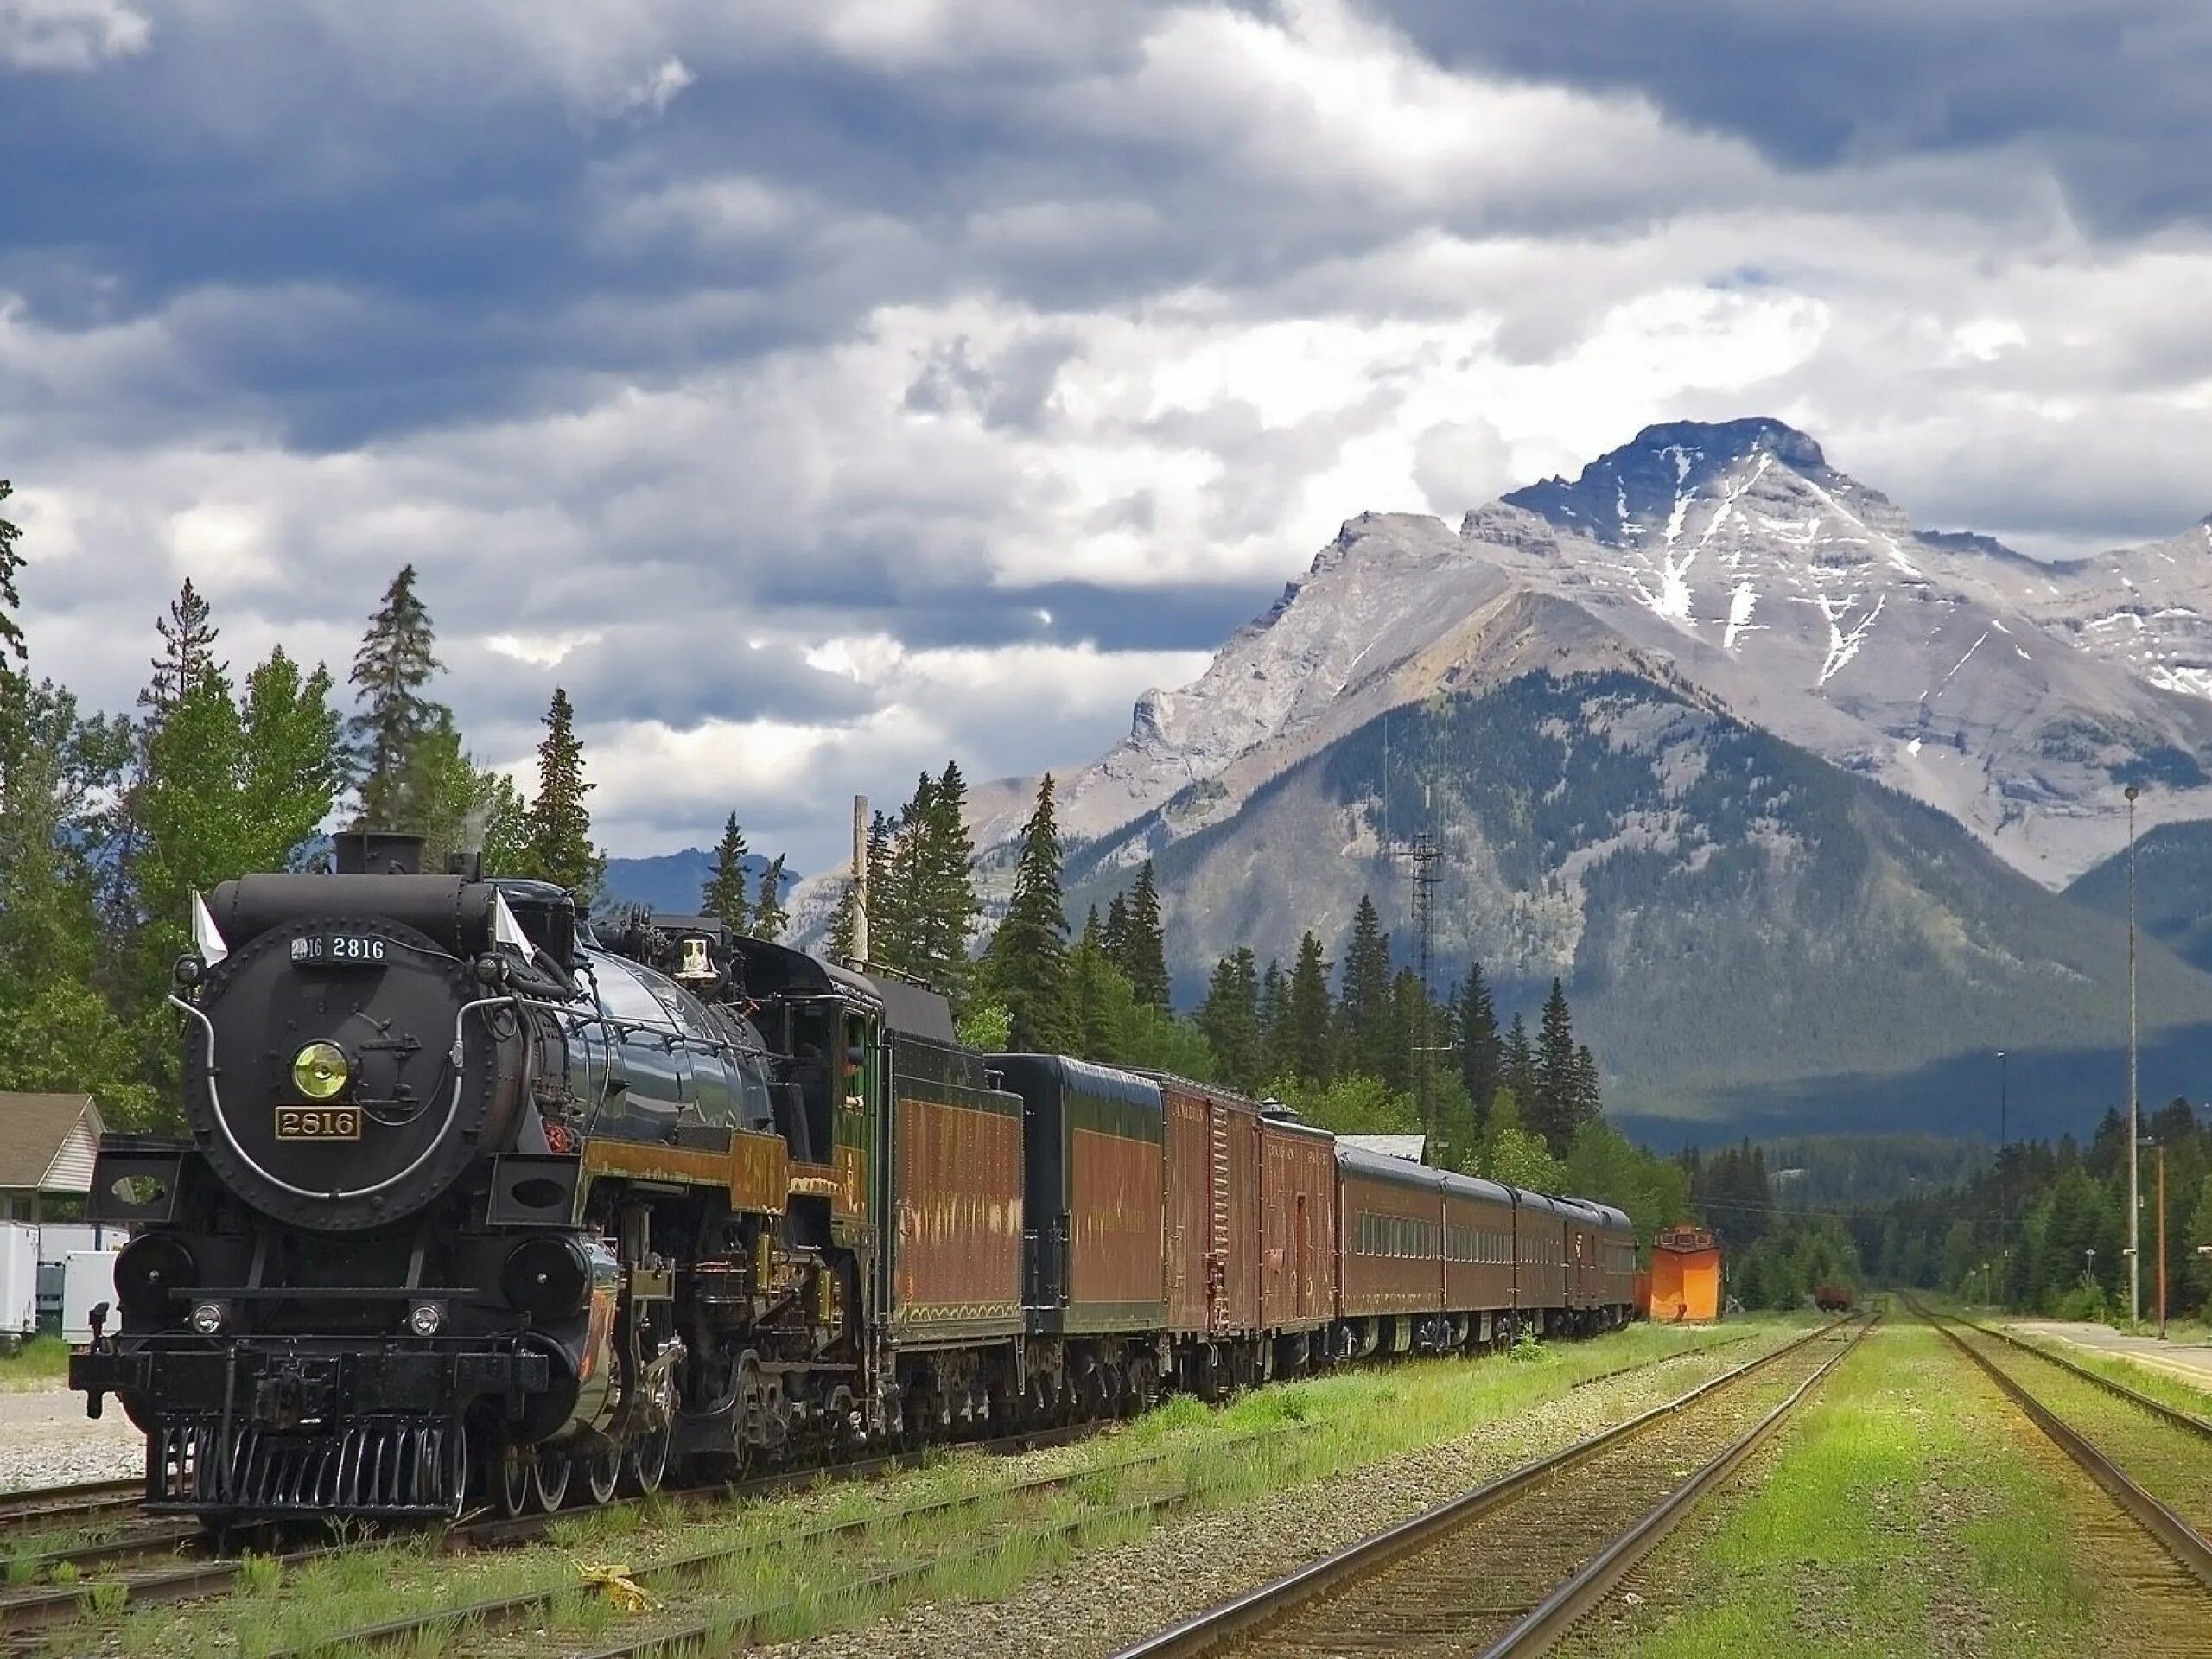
1074, 670, 2212, 1135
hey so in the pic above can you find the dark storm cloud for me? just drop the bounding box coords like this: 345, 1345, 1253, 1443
1368, 0, 2212, 235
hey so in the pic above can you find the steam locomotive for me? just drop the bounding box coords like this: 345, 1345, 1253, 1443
70, 832, 1633, 1523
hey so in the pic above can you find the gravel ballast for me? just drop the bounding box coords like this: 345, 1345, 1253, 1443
757, 1334, 1801, 1659
0, 1382, 143, 1492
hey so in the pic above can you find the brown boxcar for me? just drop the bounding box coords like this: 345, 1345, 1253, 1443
989, 1054, 1166, 1335
1336, 1142, 1446, 1351
1440, 1169, 1517, 1338
888, 1035, 1026, 1346
1510, 1188, 1567, 1332
1159, 1077, 1262, 1338
1258, 1109, 1336, 1334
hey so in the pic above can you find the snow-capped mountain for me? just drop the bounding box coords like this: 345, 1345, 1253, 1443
2021, 516, 2212, 700
1015, 418, 2212, 889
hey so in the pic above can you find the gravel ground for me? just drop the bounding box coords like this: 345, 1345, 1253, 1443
755, 1337, 1796, 1659
0, 1381, 143, 1491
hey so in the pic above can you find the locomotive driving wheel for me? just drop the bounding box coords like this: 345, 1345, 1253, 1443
580, 1440, 621, 1506
532, 1448, 571, 1511
494, 1443, 533, 1518
625, 1414, 671, 1494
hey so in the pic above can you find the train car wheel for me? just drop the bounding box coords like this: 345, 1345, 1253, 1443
440, 1420, 469, 1521
625, 1418, 671, 1495
581, 1442, 620, 1505
533, 1450, 571, 1511
494, 1445, 532, 1518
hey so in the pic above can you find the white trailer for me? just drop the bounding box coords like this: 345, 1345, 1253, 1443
0, 1224, 38, 1352
60, 1250, 119, 1346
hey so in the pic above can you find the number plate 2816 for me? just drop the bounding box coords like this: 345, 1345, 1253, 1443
276, 1107, 361, 1140
290, 933, 388, 966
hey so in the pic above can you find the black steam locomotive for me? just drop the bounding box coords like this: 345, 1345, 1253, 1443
72, 830, 1636, 1526
72, 830, 891, 1519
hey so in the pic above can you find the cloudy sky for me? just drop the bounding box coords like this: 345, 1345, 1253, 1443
6, 0, 2210, 869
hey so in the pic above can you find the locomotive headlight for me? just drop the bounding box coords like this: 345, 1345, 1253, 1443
188, 1300, 226, 1336
406, 1300, 446, 1338
291, 1040, 350, 1101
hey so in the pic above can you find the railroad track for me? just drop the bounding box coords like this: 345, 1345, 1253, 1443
1112, 1314, 1871, 1659
6, 1325, 1765, 1650
1910, 1295, 2212, 1588
270, 1421, 1310, 1659
0, 1477, 142, 1539
0, 1421, 1113, 1641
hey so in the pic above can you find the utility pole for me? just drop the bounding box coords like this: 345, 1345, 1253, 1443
1995, 1047, 2007, 1259
1411, 798, 1442, 1160
2127, 783, 2141, 1329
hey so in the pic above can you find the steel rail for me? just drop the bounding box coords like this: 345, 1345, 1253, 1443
1110, 1316, 1854, 1659
1912, 1296, 2212, 1591
3, 1522, 201, 1577
0, 1478, 142, 1532
1479, 1314, 1873, 1656
1954, 1310, 2212, 1439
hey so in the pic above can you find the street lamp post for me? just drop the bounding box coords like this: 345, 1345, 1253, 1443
2087, 1245, 2098, 1294
2127, 783, 2141, 1329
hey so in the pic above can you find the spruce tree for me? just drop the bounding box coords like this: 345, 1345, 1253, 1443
1067, 907, 1119, 1061
0, 480, 22, 674
1535, 977, 1578, 1154
1573, 1042, 1603, 1135
753, 855, 789, 941
827, 882, 860, 959
1457, 963, 1502, 1125
1258, 959, 1289, 1078
702, 813, 752, 934
1198, 947, 1262, 1092
347, 565, 450, 830
140, 581, 224, 719
1103, 891, 1130, 969
984, 774, 1073, 1052
863, 809, 896, 963
518, 688, 607, 901
877, 777, 934, 974
1336, 894, 1393, 1080
1502, 1012, 1537, 1113
1285, 930, 1335, 1085
916, 760, 980, 1001
1120, 861, 1172, 1009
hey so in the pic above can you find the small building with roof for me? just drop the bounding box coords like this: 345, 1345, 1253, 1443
0, 1093, 105, 1221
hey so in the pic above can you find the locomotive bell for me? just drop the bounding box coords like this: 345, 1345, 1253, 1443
676, 937, 715, 983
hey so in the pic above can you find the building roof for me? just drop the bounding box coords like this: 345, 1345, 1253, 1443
1338, 1133, 1426, 1162
0, 1094, 105, 1192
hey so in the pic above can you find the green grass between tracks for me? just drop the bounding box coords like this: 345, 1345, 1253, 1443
106, 1318, 1807, 1658
1612, 1323, 2092, 1658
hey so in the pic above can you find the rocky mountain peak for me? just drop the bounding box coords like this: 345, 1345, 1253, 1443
1503, 417, 1829, 548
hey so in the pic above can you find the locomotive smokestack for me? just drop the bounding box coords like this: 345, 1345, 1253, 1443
851, 794, 869, 963
331, 830, 427, 875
